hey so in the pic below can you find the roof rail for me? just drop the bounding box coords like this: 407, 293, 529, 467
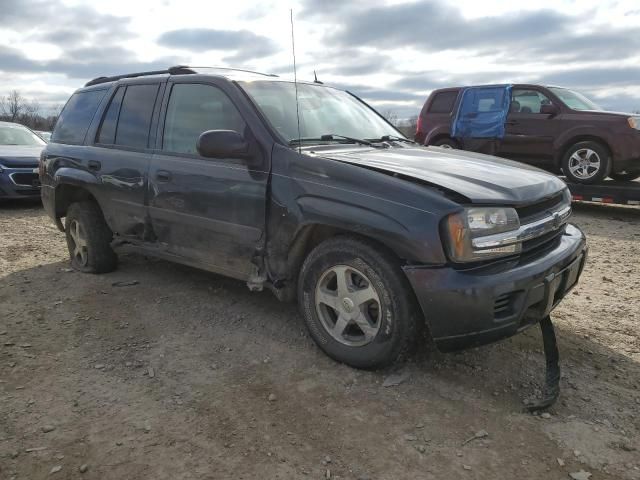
187, 66, 279, 77
84, 65, 196, 87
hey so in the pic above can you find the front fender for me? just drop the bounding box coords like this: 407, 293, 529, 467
295, 195, 428, 261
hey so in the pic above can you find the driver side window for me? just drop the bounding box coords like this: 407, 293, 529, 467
511, 89, 552, 114
162, 83, 246, 155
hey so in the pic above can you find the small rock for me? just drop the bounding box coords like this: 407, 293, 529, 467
0, 331, 7, 335
79, 464, 89, 473
541, 413, 552, 419
557, 458, 565, 467
268, 393, 277, 402
404, 434, 418, 441
10, 450, 19, 459
569, 471, 592, 480
144, 425, 151, 433
324, 455, 331, 464
20, 343, 32, 348
50, 465, 62, 474
325, 468, 331, 479
147, 367, 155, 378
111, 280, 140, 287
42, 425, 55, 433
462, 429, 489, 445
462, 464, 472, 470
416, 445, 426, 453
382, 371, 410, 387
94, 364, 105, 370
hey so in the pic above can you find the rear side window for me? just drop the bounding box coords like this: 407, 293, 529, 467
428, 91, 458, 113
162, 83, 246, 155
52, 89, 107, 145
113, 84, 159, 148
97, 87, 125, 144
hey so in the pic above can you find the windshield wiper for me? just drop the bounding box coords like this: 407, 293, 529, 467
374, 135, 416, 144
289, 134, 384, 148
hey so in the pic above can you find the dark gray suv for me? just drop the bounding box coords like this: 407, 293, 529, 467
40, 66, 587, 372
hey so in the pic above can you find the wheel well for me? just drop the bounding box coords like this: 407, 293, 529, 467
428, 134, 456, 146
282, 224, 402, 286
55, 185, 98, 219
557, 136, 612, 165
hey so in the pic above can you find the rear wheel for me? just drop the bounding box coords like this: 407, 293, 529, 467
609, 171, 640, 182
431, 137, 459, 149
561, 141, 611, 184
298, 236, 420, 369
65, 201, 117, 273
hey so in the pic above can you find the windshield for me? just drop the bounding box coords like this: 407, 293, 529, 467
0, 123, 46, 146
239, 81, 401, 144
549, 87, 602, 111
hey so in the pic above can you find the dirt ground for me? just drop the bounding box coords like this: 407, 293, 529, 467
0, 200, 639, 480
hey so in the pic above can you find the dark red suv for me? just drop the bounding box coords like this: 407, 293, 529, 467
415, 84, 640, 184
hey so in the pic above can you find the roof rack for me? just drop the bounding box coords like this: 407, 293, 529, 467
187, 66, 278, 77
84, 65, 196, 87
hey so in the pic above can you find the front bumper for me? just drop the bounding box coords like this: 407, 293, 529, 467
403, 223, 587, 352
0, 167, 41, 199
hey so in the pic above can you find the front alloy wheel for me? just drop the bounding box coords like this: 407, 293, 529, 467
567, 148, 601, 180
562, 141, 611, 184
315, 265, 381, 347
299, 236, 421, 369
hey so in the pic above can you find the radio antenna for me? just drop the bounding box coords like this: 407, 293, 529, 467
290, 9, 302, 153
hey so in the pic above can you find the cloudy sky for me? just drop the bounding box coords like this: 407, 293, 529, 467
1, 0, 639, 118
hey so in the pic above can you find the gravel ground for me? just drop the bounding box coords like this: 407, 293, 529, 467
0, 199, 639, 480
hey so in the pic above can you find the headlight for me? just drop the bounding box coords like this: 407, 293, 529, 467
443, 207, 520, 262
628, 117, 640, 130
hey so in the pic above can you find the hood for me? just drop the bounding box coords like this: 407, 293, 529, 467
577, 109, 636, 118
317, 145, 566, 205
0, 145, 43, 167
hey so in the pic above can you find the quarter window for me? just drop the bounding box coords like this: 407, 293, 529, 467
429, 91, 458, 114
162, 83, 246, 155
113, 84, 159, 148
52, 89, 108, 145
511, 89, 552, 114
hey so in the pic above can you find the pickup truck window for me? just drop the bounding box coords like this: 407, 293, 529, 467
113, 84, 159, 149
162, 83, 246, 155
239, 81, 398, 144
52, 89, 107, 145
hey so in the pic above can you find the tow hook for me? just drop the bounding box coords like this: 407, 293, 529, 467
525, 315, 560, 412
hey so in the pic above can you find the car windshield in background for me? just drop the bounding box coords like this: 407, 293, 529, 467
549, 87, 602, 111
0, 124, 46, 146
0, 125, 45, 146
239, 81, 400, 145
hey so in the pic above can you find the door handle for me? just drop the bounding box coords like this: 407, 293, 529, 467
156, 170, 172, 182
505, 121, 518, 126
88, 160, 101, 171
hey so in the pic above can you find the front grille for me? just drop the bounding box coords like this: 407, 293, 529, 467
11, 172, 40, 186
522, 226, 565, 253
516, 193, 564, 223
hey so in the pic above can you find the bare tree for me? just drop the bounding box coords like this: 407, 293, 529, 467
6, 90, 25, 122
381, 109, 399, 127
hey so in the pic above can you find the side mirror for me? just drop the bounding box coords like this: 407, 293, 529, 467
540, 104, 559, 116
196, 130, 249, 159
